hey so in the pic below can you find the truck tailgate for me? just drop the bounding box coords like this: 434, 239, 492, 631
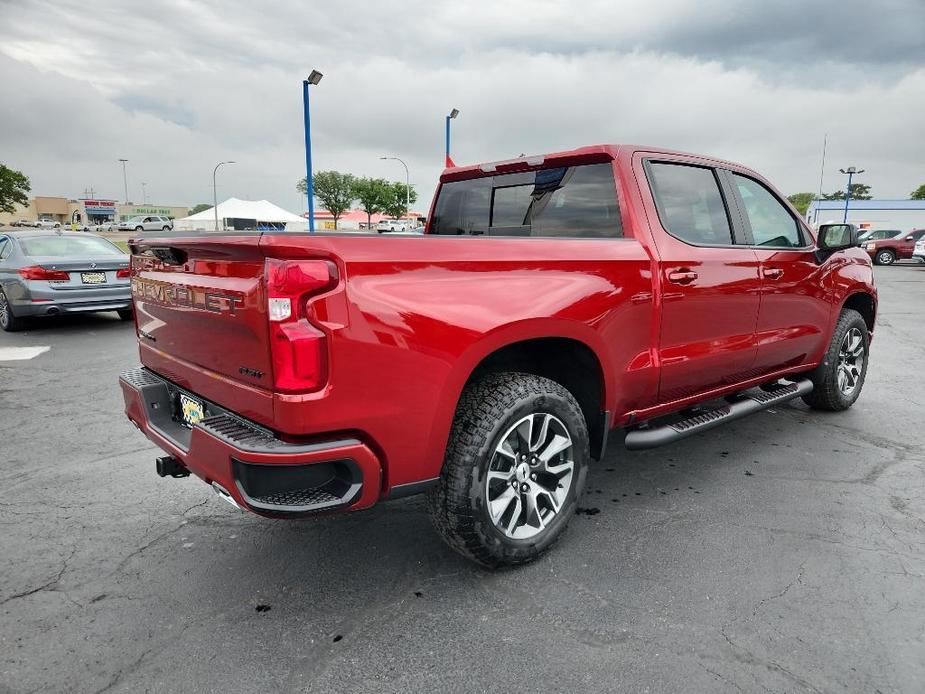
131, 235, 272, 389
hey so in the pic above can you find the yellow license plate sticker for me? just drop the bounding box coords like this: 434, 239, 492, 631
179, 393, 204, 426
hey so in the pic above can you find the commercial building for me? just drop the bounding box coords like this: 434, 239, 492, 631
0, 197, 188, 227
313, 208, 425, 230
807, 199, 925, 231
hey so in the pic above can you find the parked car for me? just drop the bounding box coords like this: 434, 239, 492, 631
864, 229, 925, 265
857, 229, 900, 246
117, 215, 173, 232
119, 144, 876, 567
10, 219, 34, 228
35, 219, 61, 229
0, 230, 132, 331
914, 237, 925, 263
92, 221, 116, 233
376, 219, 414, 233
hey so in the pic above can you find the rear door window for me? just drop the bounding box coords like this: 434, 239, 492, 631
646, 162, 733, 245
430, 162, 622, 238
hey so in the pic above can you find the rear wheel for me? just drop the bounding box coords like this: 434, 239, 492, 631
802, 308, 869, 411
117, 309, 134, 322
875, 249, 896, 265
0, 290, 25, 332
428, 372, 589, 567
162, 225, 170, 231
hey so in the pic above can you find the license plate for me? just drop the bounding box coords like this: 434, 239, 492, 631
81, 272, 106, 284
179, 393, 205, 426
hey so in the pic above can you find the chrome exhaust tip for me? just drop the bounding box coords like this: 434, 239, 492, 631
211, 482, 241, 510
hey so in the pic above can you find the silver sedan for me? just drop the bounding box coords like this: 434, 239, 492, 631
0, 230, 132, 332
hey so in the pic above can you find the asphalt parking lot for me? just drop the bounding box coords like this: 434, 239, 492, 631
1, 264, 923, 694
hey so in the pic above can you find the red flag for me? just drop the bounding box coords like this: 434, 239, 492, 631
445, 154, 456, 168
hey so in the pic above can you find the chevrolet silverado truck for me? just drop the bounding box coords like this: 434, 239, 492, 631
119, 145, 876, 567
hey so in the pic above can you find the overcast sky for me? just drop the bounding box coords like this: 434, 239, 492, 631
1, 0, 923, 213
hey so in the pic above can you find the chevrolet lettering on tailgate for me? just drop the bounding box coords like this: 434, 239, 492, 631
132, 278, 244, 315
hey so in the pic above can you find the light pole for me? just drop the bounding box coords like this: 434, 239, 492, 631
380, 156, 410, 217
118, 158, 129, 203
303, 69, 323, 232
141, 182, 147, 205
838, 166, 864, 223
213, 161, 235, 231
445, 108, 459, 168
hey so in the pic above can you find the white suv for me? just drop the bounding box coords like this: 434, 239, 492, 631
914, 237, 925, 263
118, 215, 173, 232
377, 219, 413, 233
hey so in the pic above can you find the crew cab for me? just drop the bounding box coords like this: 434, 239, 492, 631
119, 145, 876, 567
864, 228, 925, 265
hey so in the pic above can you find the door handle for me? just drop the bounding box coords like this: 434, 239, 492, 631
667, 270, 698, 285
763, 267, 784, 279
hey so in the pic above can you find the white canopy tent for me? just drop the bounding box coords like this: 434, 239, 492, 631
173, 198, 306, 231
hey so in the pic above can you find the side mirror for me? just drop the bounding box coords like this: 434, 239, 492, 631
818, 223, 858, 252
905, 236, 914, 241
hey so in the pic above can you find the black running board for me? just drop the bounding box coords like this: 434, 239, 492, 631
624, 379, 813, 451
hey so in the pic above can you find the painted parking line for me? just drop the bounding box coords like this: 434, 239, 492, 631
0, 346, 51, 361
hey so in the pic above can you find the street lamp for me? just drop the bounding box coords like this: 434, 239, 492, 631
445, 108, 459, 168
118, 158, 129, 203
380, 156, 410, 217
838, 166, 865, 223
213, 161, 236, 231
303, 69, 323, 232
141, 182, 147, 205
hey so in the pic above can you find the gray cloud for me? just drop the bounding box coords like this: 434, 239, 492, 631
1, 0, 923, 212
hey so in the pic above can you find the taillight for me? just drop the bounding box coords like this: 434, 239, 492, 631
116, 268, 131, 279
265, 259, 338, 393
19, 266, 69, 281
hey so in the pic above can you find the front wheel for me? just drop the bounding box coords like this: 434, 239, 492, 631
875, 249, 896, 265
428, 372, 589, 567
135, 226, 144, 232
802, 308, 869, 411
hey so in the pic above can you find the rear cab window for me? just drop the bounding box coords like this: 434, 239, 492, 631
430, 162, 623, 238
645, 162, 734, 246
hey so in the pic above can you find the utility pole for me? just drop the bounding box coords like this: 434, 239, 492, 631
118, 159, 129, 202
380, 156, 410, 217
838, 166, 864, 223
213, 161, 235, 231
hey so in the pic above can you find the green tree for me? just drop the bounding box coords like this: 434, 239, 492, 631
0, 164, 31, 215
910, 184, 925, 200
787, 192, 816, 216
188, 203, 211, 215
297, 170, 356, 229
352, 177, 389, 228
381, 181, 418, 219
823, 183, 872, 201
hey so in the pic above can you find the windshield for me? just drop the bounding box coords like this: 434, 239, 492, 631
20, 235, 126, 257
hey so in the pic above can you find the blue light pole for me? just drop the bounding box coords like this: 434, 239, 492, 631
838, 166, 864, 223
303, 70, 323, 232
445, 108, 459, 168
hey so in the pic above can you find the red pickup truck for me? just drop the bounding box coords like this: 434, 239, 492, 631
120, 145, 876, 567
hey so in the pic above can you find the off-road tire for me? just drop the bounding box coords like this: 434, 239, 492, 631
428, 372, 589, 568
874, 249, 896, 266
0, 290, 25, 332
801, 308, 869, 411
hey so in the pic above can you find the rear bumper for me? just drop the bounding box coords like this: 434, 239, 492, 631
119, 366, 382, 516
12, 282, 132, 316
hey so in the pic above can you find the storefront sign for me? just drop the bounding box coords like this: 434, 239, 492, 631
130, 207, 174, 216
83, 199, 117, 214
